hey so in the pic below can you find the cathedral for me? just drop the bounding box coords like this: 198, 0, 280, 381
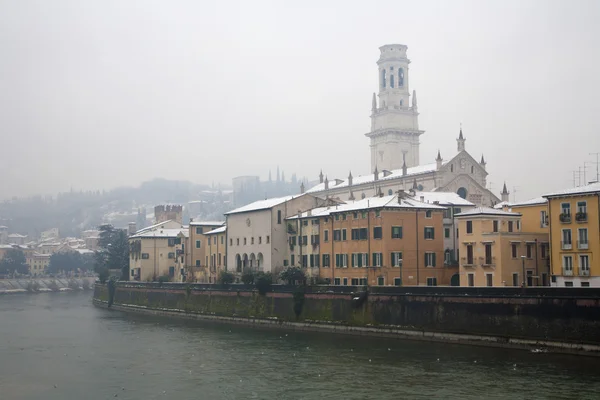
306, 44, 505, 207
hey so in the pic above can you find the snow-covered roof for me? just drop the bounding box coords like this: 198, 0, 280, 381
133, 220, 183, 235
287, 194, 445, 220
8, 233, 27, 238
510, 197, 547, 207
543, 182, 600, 198
225, 195, 298, 215
413, 191, 475, 206
455, 207, 521, 217
130, 227, 189, 239
205, 226, 227, 235
189, 221, 225, 227
493, 201, 511, 209
306, 162, 444, 194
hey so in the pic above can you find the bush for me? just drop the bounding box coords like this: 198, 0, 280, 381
255, 272, 273, 295
218, 271, 235, 285
48, 280, 60, 292
241, 269, 255, 285
97, 267, 109, 284
279, 266, 305, 285
157, 275, 170, 284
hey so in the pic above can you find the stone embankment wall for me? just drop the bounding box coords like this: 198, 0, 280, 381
0, 277, 96, 294
94, 282, 600, 354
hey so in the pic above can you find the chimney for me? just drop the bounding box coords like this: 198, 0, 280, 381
300, 181, 305, 194
420, 196, 425, 202
324, 176, 329, 190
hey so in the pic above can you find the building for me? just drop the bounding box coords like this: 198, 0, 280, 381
455, 207, 549, 287
204, 226, 227, 283
7, 233, 27, 245
287, 193, 453, 286
27, 252, 50, 276
543, 182, 600, 287
225, 194, 327, 276
509, 197, 549, 234
188, 220, 225, 282
154, 205, 183, 224
128, 220, 189, 282
41, 228, 59, 241
306, 44, 503, 207
232, 169, 302, 208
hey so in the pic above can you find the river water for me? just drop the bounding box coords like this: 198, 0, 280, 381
1, 292, 599, 400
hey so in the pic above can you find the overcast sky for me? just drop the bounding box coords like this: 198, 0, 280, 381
1, 0, 599, 201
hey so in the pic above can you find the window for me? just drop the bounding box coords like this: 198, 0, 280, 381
168, 252, 175, 259
540, 210, 548, 227
578, 228, 588, 249
466, 221, 473, 234
168, 267, 175, 277
377, 277, 385, 286
353, 212, 359, 219
310, 254, 320, 268
334, 278, 340, 286
577, 201, 587, 219
398, 68, 404, 86
425, 210, 432, 218
375, 210, 381, 217
391, 252, 403, 267
312, 219, 320, 225
443, 209, 451, 219
236, 238, 240, 245
311, 234, 320, 245
426, 277, 437, 286
335, 214, 340, 221
324, 230, 329, 242
302, 255, 308, 268
581, 282, 590, 287
322, 254, 330, 267
565, 281, 574, 287
244, 238, 247, 245
362, 211, 367, 219
453, 207, 462, 215
467, 274, 474, 287
372, 253, 383, 267
266, 236, 270, 244
342, 229, 347, 241
291, 254, 295, 265
493, 220, 499, 232
196, 240, 201, 248
424, 227, 435, 240
562, 229, 572, 249
283, 260, 289, 267
141, 253, 149, 259
230, 238, 233, 246
258, 236, 262, 244
508, 221, 513, 232
424, 252, 436, 267
485, 244, 492, 264
511, 244, 517, 258
562, 202, 571, 215
352, 253, 368, 268
290, 236, 297, 246
351, 278, 359, 286
218, 254, 222, 266
526, 244, 533, 259
196, 227, 203, 234
517, 221, 521, 231
373, 227, 382, 239
444, 228, 450, 238
394, 278, 402, 286
335, 254, 348, 268
359, 278, 367, 286
388, 189, 393, 195
343, 278, 348, 286
302, 220, 308, 226
351, 229, 359, 240
333, 230, 341, 241
563, 256, 573, 275
391, 226, 403, 239
221, 236, 224, 245
471, 166, 474, 174
342, 214, 347, 221
381, 68, 386, 88
466, 245, 474, 264
580, 255, 590, 275
277, 210, 282, 224
486, 274, 493, 287
541, 244, 547, 259
302, 235, 308, 246
512, 273, 519, 287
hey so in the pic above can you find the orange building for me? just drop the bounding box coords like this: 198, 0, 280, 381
287, 194, 454, 286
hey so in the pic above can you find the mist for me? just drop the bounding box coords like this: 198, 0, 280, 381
1, 0, 599, 202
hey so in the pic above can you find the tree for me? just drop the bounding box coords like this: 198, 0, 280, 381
48, 251, 95, 274
218, 271, 235, 285
0, 249, 29, 275
241, 268, 255, 285
255, 272, 273, 295
279, 266, 305, 285
94, 224, 130, 281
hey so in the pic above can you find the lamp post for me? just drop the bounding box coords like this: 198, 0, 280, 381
521, 255, 526, 287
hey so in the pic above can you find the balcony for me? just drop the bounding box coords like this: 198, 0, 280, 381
481, 256, 496, 267
578, 240, 589, 250
563, 268, 573, 276
461, 257, 475, 267
579, 269, 590, 277
561, 241, 572, 250
559, 213, 571, 223
576, 212, 588, 222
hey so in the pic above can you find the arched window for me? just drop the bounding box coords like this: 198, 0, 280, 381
398, 68, 404, 86
390, 74, 395, 88
361, 193, 366, 199
417, 184, 424, 191
388, 189, 393, 195
457, 187, 468, 199
381, 69, 387, 88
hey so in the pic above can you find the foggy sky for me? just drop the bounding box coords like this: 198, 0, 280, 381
1, 0, 599, 202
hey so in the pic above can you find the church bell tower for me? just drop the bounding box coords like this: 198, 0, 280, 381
365, 44, 423, 172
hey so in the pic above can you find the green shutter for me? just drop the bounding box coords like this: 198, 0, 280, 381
433, 253, 436, 267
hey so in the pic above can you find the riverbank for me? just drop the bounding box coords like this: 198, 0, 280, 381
94, 282, 600, 356
0, 277, 96, 295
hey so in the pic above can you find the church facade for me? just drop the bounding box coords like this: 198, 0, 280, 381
306, 44, 503, 207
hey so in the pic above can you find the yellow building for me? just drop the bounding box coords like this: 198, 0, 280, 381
510, 197, 549, 234
188, 221, 225, 282
287, 194, 453, 286
204, 226, 227, 283
456, 207, 549, 287
128, 220, 189, 282
544, 182, 600, 287
27, 252, 50, 275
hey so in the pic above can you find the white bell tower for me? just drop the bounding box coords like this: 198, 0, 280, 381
365, 44, 423, 171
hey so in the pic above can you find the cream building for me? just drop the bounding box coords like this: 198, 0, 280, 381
307, 44, 503, 207
188, 220, 225, 282
204, 226, 227, 283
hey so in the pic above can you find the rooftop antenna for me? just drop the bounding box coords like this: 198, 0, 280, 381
512, 186, 519, 203
590, 152, 600, 182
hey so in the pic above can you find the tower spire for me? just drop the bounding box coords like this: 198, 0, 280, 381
501, 182, 510, 202
436, 150, 443, 170
457, 124, 466, 152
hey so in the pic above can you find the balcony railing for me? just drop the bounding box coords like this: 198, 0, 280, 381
461, 257, 475, 266
561, 241, 572, 250
481, 256, 496, 266
579, 269, 590, 277
559, 213, 571, 223
578, 240, 589, 250
563, 268, 573, 276
576, 212, 588, 222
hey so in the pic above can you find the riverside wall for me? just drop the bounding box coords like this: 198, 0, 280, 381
94, 282, 600, 355
0, 277, 96, 294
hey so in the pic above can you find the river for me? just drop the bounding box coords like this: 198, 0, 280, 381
1, 292, 599, 399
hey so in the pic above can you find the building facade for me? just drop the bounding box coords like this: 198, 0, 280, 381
188, 221, 225, 282
544, 182, 600, 287
455, 207, 550, 287
204, 226, 227, 283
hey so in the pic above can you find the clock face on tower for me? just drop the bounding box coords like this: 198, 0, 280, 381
246, 218, 251, 227
460, 158, 466, 169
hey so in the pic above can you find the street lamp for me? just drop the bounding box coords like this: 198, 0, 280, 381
521, 255, 526, 287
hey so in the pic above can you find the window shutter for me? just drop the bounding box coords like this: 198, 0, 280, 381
433, 253, 436, 267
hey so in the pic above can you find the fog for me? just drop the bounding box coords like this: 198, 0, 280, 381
1, 0, 599, 201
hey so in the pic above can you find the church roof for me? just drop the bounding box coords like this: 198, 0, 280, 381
306, 162, 444, 194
